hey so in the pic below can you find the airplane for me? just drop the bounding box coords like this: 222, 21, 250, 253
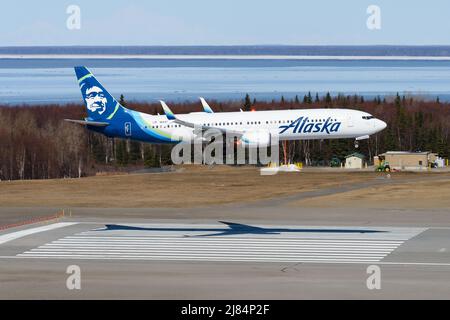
66, 66, 387, 149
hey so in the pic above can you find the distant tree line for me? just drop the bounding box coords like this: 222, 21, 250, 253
1, 92, 449, 180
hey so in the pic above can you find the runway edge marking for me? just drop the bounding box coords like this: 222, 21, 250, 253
3, 255, 450, 267
0, 222, 78, 245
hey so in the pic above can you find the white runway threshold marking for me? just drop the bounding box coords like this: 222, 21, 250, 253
17, 223, 426, 263
0, 222, 78, 245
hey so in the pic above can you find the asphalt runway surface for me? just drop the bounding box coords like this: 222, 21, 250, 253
1, 216, 450, 299
1, 168, 450, 299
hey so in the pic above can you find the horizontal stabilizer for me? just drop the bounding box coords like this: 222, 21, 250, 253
159, 100, 244, 136
64, 119, 109, 127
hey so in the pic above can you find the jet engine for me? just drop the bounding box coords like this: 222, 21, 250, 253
239, 130, 272, 147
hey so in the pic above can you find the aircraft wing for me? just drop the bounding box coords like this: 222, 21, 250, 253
160, 101, 244, 136
64, 119, 109, 126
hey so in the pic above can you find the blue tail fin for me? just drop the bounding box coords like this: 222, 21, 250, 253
75, 66, 121, 121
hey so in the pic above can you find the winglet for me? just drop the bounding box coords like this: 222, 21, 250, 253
160, 100, 176, 120
199, 97, 214, 113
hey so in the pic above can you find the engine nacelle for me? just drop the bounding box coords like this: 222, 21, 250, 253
239, 130, 272, 147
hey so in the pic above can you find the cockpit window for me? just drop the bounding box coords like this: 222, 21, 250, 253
362, 115, 375, 120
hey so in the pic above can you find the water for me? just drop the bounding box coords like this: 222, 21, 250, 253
1, 58, 450, 105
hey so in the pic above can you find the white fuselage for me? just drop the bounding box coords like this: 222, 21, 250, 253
138, 108, 386, 142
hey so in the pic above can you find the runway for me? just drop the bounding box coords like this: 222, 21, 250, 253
1, 219, 450, 299
15, 222, 425, 263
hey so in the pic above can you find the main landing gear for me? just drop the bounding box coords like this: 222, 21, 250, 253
354, 135, 369, 149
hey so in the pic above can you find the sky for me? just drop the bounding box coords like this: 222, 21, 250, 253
1, 0, 450, 46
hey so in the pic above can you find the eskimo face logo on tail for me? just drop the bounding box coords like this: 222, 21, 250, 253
279, 116, 341, 135
83, 84, 108, 115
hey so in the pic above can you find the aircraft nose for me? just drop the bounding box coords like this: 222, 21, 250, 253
376, 119, 387, 131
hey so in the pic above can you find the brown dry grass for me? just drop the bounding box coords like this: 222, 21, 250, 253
0, 165, 388, 208
291, 175, 450, 209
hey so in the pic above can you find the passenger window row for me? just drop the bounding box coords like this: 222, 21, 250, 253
151, 118, 339, 129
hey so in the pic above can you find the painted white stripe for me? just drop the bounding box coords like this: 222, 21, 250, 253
38, 245, 396, 252
29, 248, 390, 256
75, 234, 419, 241
0, 222, 77, 245
47, 242, 398, 250
53, 244, 401, 249
24, 253, 386, 260
61, 237, 401, 242
52, 239, 401, 244
66, 236, 407, 243
74, 232, 411, 237
42, 245, 397, 250
54, 239, 403, 246
59, 242, 402, 248
15, 255, 381, 263
18, 252, 382, 261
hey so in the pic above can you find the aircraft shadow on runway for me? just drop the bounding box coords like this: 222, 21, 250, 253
96, 221, 386, 237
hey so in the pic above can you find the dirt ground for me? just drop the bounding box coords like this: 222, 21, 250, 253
292, 175, 450, 209
0, 165, 404, 208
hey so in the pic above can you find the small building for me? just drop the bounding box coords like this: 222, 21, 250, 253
345, 152, 365, 169
375, 151, 437, 171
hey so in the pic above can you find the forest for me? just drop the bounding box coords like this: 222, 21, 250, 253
1, 92, 449, 180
